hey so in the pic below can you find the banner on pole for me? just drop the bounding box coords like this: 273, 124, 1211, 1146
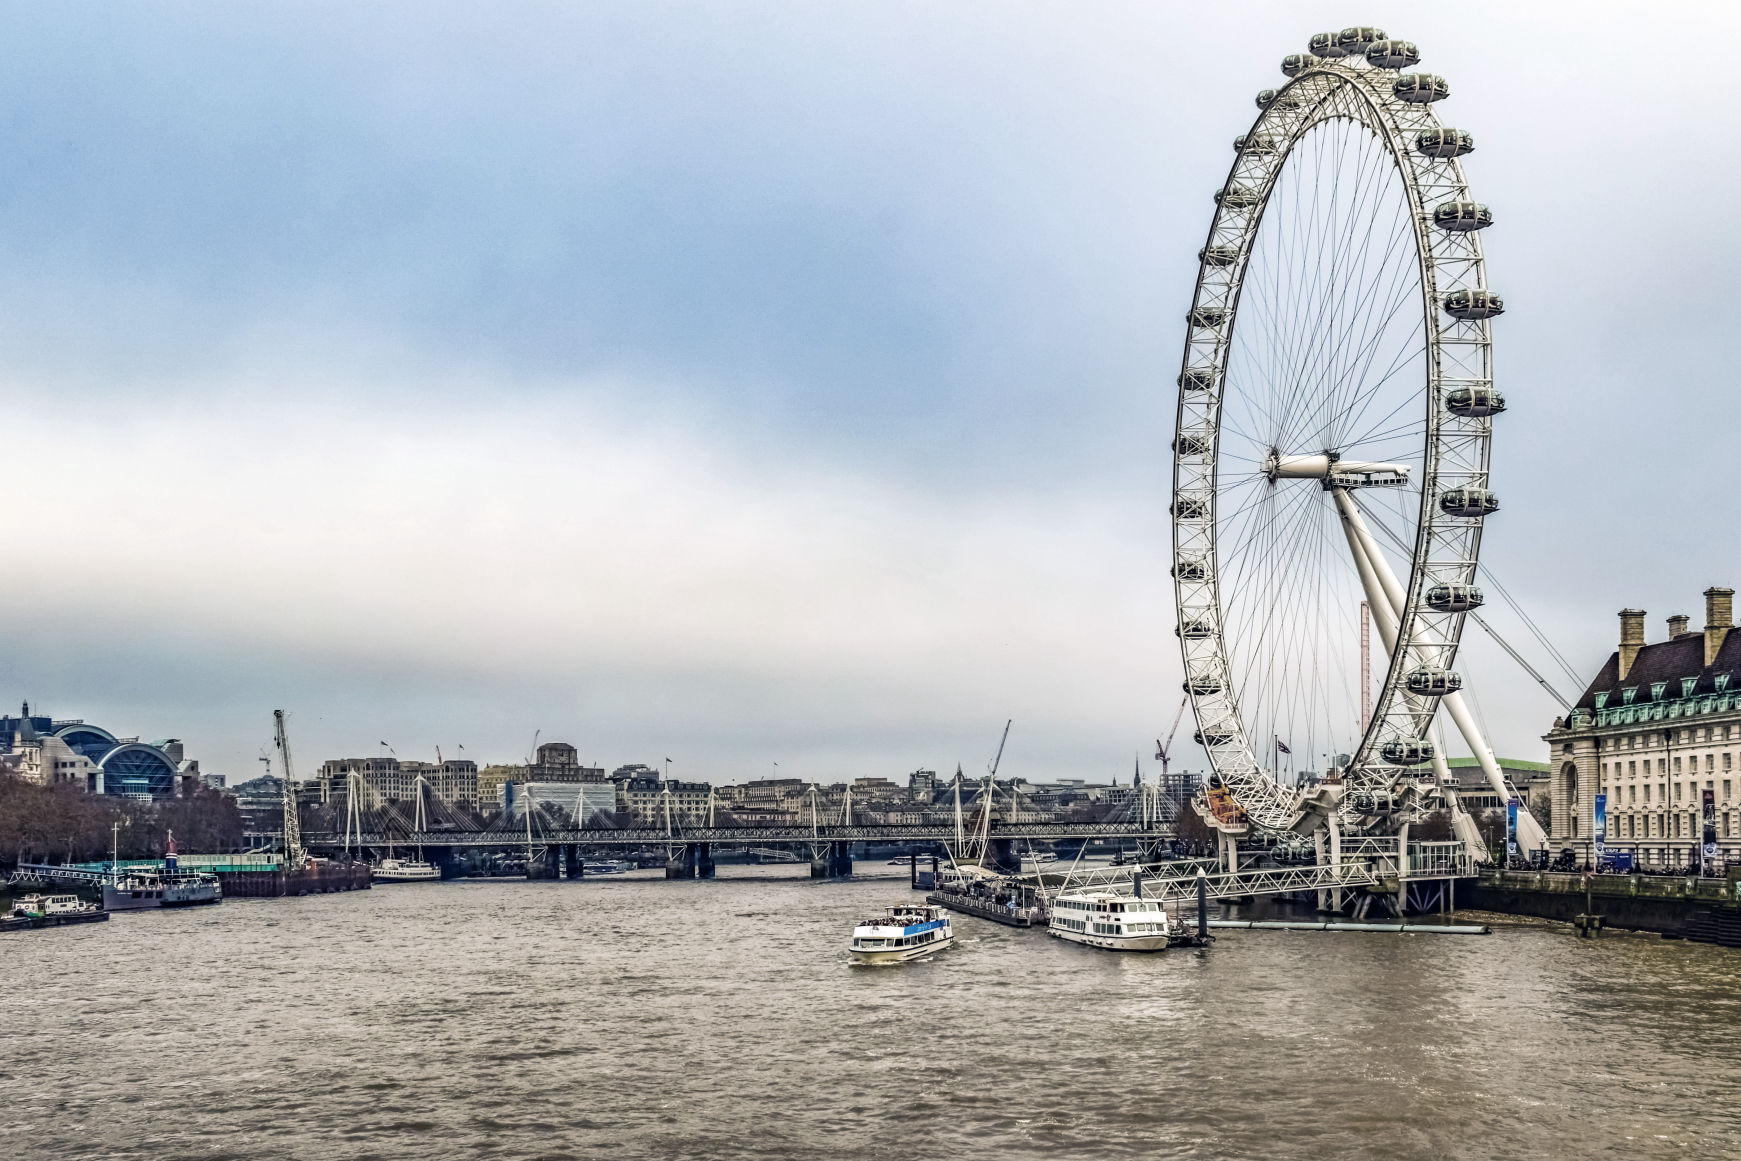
1703, 788, 1718, 876
1593, 792, 1607, 866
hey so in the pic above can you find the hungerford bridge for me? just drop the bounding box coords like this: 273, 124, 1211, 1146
301, 819, 1474, 914
301, 789, 1187, 881
300, 788, 1476, 913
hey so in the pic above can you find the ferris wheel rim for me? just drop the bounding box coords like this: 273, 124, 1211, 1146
1171, 42, 1498, 833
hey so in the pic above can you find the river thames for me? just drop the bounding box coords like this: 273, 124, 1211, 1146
4, 866, 1740, 1160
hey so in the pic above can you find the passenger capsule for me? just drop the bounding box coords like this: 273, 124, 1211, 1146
1365, 39, 1420, 70
1255, 89, 1299, 110
1350, 790, 1400, 814
1172, 497, 1209, 520
1176, 617, 1215, 639
1174, 433, 1211, 456
1379, 737, 1435, 765
1185, 676, 1223, 696
1187, 307, 1227, 328
1439, 487, 1499, 518
1178, 368, 1215, 391
1199, 245, 1240, 267
1406, 666, 1463, 697
1172, 559, 1207, 581
1194, 729, 1234, 747
1433, 201, 1492, 232
1446, 386, 1505, 417
1308, 31, 1348, 58
1233, 132, 1279, 154
1336, 26, 1387, 54
1214, 184, 1262, 209
1281, 53, 1319, 78
1393, 73, 1450, 103
1415, 128, 1475, 159
1426, 583, 1484, 612
1442, 288, 1504, 320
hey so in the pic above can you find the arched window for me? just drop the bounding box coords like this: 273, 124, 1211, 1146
98, 744, 179, 801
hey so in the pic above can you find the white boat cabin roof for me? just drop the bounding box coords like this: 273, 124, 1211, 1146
1053, 891, 1163, 912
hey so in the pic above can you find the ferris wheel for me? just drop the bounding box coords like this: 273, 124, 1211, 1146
1171, 27, 1541, 848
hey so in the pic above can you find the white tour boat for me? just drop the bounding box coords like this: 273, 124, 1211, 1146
849, 904, 953, 964
1047, 890, 1172, 952
373, 857, 441, 883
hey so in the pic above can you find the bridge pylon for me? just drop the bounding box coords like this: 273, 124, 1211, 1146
810, 841, 852, 879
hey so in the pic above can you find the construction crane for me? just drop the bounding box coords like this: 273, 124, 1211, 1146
1154, 695, 1188, 780
987, 718, 1012, 778
273, 709, 305, 869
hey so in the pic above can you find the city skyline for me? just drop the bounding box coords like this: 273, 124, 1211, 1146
1, 3, 1737, 781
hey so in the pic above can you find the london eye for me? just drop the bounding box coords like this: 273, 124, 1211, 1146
1171, 27, 1544, 852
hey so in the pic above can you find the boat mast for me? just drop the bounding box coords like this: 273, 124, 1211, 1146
273, 710, 304, 870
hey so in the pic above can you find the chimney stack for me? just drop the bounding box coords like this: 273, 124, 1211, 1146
1705, 586, 1734, 667
1618, 608, 1646, 681
1669, 613, 1691, 639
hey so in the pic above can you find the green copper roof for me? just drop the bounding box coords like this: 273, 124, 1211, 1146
1445, 757, 1550, 773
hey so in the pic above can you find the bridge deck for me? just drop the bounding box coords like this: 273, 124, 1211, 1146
303, 820, 1171, 849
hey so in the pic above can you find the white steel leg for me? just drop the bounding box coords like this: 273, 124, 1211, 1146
1334, 488, 1547, 854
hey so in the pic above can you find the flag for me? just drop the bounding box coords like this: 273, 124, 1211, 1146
1275, 738, 1291, 755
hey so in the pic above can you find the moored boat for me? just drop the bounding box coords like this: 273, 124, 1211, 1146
373, 857, 442, 883
1047, 890, 1172, 952
12, 893, 100, 919
103, 869, 223, 910
582, 859, 632, 875
5, 893, 110, 930
102, 833, 222, 911
850, 904, 953, 964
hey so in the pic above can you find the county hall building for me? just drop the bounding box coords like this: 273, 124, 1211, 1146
1544, 587, 1741, 869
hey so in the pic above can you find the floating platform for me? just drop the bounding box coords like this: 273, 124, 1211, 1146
1, 911, 111, 933
1207, 919, 1489, 935
926, 891, 1035, 928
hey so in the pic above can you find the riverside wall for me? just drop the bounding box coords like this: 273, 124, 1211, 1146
1460, 868, 1741, 940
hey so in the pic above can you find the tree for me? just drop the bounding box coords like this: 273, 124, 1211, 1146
1528, 795, 1551, 832
1173, 803, 1213, 847
0, 772, 242, 867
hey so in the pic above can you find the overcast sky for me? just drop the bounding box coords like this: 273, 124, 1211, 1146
1, 2, 1735, 785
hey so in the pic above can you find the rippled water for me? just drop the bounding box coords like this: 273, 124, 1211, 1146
4, 865, 1740, 1160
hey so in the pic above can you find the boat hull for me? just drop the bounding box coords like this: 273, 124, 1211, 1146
1047, 928, 1170, 952
851, 933, 954, 964
103, 881, 222, 910
2, 911, 110, 931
